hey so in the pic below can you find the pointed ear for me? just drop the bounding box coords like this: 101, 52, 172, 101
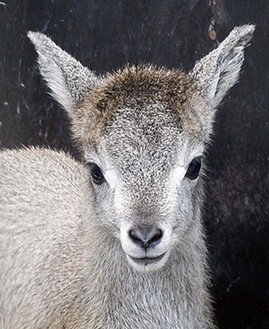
190, 25, 255, 108
27, 32, 99, 114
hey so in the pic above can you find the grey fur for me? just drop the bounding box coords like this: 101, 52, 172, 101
0, 25, 254, 328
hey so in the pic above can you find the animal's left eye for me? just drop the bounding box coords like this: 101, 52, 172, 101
87, 163, 106, 185
185, 156, 202, 180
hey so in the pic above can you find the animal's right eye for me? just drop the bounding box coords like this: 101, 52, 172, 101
87, 163, 105, 185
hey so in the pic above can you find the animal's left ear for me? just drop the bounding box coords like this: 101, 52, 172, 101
189, 25, 255, 109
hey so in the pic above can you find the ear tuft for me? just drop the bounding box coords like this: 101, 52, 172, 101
28, 31, 98, 114
190, 24, 255, 108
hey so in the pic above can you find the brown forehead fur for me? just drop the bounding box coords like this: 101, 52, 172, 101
94, 65, 194, 111
76, 65, 199, 146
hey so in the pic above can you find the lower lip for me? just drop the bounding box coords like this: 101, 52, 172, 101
129, 253, 166, 266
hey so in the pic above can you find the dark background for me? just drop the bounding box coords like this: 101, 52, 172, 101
1, 1, 269, 328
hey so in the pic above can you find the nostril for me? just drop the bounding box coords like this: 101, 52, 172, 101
128, 227, 163, 249
150, 229, 163, 244
129, 229, 141, 243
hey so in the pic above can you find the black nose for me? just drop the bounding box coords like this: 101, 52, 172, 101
128, 226, 163, 249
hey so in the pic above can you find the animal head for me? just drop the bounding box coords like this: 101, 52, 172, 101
28, 25, 254, 272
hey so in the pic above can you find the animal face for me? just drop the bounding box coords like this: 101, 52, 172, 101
80, 66, 207, 271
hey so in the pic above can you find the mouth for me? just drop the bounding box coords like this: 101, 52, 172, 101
128, 253, 166, 266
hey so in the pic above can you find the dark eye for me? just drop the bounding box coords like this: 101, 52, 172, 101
185, 156, 202, 180
87, 163, 105, 185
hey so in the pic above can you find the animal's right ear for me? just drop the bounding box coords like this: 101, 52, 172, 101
28, 32, 99, 115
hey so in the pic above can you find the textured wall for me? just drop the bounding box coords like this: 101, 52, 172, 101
1, 1, 269, 328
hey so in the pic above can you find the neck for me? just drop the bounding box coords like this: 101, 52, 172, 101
75, 219, 214, 329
